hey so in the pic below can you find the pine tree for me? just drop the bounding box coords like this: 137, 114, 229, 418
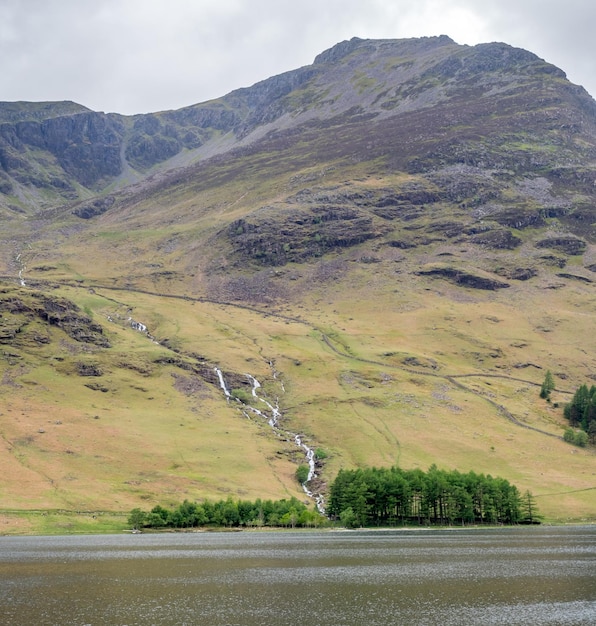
540, 370, 555, 400
520, 490, 540, 524
564, 383, 596, 435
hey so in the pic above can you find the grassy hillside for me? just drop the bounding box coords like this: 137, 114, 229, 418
1, 166, 595, 532
1, 255, 594, 532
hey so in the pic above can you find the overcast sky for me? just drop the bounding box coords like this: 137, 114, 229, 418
1, 0, 594, 115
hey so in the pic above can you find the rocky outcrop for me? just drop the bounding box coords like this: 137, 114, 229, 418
72, 195, 115, 219
470, 229, 522, 249
77, 362, 103, 376
536, 236, 587, 255
0, 290, 110, 347
556, 272, 593, 283
227, 205, 379, 266
417, 266, 511, 290
494, 266, 538, 281
34, 295, 111, 347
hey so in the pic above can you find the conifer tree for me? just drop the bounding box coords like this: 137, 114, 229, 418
520, 490, 541, 524
540, 370, 555, 400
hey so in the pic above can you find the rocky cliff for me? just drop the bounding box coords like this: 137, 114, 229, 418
3, 36, 595, 220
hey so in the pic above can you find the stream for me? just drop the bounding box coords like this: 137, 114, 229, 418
118, 308, 326, 511
215, 366, 325, 513
15, 253, 26, 286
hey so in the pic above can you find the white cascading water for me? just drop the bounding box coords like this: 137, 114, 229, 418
218, 367, 325, 513
246, 374, 280, 427
121, 313, 324, 512
16, 253, 26, 286
214, 367, 231, 399
129, 318, 147, 333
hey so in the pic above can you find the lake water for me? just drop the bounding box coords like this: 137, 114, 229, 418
0, 526, 594, 625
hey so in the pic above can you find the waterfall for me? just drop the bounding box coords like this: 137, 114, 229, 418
115, 312, 324, 511
214, 367, 325, 512
295, 434, 316, 482
294, 434, 325, 512
214, 367, 231, 399
239, 370, 325, 513
246, 374, 280, 427
128, 318, 148, 333
16, 253, 26, 286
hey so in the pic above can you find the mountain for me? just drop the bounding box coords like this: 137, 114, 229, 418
0, 37, 594, 531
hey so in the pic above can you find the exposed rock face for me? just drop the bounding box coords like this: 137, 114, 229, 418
0, 110, 123, 190
0, 290, 110, 348
494, 266, 538, 281
0, 64, 318, 208
43, 113, 124, 186
416, 266, 510, 290
536, 236, 587, 255
0, 104, 237, 208
77, 362, 103, 376
470, 229, 522, 249
72, 195, 115, 219
557, 272, 593, 283
227, 205, 379, 266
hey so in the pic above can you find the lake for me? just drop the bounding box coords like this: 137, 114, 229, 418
0, 526, 594, 625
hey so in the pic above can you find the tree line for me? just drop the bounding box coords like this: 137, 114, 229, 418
129, 466, 538, 530
563, 383, 596, 445
128, 496, 326, 530
327, 465, 535, 527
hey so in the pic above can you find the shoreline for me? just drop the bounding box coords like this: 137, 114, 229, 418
1, 508, 594, 537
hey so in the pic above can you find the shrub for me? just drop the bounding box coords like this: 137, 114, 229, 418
564, 427, 588, 447
563, 427, 576, 444
339, 507, 359, 528
230, 388, 252, 404
128, 508, 146, 530
295, 464, 310, 484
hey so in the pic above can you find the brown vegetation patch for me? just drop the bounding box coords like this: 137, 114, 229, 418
172, 373, 206, 396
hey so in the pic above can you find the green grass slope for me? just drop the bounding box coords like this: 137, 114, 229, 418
1, 258, 594, 530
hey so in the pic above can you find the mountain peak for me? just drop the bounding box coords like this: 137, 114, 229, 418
313, 35, 457, 66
